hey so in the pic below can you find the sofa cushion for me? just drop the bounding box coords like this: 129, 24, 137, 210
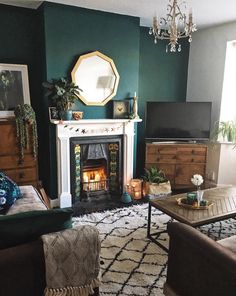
218, 235, 236, 253
6, 185, 47, 215
0, 208, 73, 249
0, 171, 22, 213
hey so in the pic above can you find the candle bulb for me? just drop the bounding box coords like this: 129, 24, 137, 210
189, 8, 193, 23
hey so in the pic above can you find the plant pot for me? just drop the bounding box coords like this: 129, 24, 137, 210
144, 181, 171, 196
60, 110, 73, 121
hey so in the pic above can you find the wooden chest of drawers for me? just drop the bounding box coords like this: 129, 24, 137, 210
145, 143, 208, 189
0, 119, 39, 187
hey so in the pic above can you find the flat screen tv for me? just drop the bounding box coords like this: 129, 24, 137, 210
145, 102, 212, 141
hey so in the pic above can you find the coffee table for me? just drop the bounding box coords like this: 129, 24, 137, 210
147, 186, 236, 252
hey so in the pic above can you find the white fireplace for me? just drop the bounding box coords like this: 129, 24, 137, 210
52, 119, 141, 202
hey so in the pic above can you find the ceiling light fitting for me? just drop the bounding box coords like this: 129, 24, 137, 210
149, 0, 197, 53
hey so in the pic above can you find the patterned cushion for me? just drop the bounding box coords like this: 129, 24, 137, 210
0, 171, 22, 213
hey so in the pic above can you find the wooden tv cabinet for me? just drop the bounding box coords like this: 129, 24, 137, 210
145, 143, 208, 190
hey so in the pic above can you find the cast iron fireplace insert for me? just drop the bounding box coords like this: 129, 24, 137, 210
70, 135, 123, 203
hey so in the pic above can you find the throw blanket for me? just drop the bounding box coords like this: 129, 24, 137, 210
41, 225, 101, 296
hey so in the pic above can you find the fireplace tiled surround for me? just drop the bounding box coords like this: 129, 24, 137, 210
52, 119, 141, 207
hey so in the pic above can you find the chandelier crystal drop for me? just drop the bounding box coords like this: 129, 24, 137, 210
149, 0, 197, 53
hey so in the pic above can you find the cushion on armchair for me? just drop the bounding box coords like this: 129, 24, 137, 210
0, 171, 22, 213
0, 208, 73, 249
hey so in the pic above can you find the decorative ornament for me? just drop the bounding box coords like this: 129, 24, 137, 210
130, 92, 139, 119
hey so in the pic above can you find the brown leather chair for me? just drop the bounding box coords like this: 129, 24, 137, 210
164, 222, 236, 296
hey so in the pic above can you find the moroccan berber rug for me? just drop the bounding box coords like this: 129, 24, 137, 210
73, 203, 236, 296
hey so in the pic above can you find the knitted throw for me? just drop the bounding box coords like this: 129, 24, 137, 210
41, 225, 101, 296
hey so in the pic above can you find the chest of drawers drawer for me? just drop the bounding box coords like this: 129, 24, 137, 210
3, 167, 38, 183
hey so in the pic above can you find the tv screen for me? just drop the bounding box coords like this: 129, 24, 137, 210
145, 102, 212, 141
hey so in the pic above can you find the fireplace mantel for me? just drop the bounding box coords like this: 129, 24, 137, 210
51, 118, 142, 200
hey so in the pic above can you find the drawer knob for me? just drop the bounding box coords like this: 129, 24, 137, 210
19, 172, 25, 179
191, 159, 194, 162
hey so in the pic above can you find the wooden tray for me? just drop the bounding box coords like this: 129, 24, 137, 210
176, 197, 213, 210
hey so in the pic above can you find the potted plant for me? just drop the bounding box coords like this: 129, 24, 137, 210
43, 77, 82, 120
142, 166, 171, 196
212, 120, 236, 143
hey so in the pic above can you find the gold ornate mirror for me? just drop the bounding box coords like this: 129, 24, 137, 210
71, 51, 120, 106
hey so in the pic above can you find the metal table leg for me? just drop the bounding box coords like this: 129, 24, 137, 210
147, 202, 169, 252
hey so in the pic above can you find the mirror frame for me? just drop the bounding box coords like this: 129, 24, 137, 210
71, 51, 120, 106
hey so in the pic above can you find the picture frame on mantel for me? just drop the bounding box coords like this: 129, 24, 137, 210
48, 107, 60, 121
113, 100, 130, 119
0, 64, 31, 118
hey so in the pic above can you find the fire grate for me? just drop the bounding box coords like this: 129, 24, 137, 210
82, 179, 109, 192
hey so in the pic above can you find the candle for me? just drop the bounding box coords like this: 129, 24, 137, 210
134, 92, 137, 98
189, 8, 193, 23
135, 192, 140, 198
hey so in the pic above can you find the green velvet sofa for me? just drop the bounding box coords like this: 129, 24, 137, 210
0, 186, 100, 296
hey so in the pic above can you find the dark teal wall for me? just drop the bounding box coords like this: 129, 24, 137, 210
43, 2, 140, 118
0, 3, 190, 197
137, 27, 189, 175
0, 4, 46, 187
0, 5, 40, 110
42, 2, 140, 197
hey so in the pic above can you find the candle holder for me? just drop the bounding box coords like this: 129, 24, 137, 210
129, 179, 143, 200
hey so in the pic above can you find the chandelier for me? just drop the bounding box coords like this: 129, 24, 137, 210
149, 0, 197, 53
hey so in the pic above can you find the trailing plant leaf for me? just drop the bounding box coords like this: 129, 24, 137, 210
14, 104, 38, 163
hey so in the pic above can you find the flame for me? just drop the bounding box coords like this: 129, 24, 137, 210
82, 167, 107, 191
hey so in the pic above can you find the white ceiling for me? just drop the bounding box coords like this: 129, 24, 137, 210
1, 0, 236, 29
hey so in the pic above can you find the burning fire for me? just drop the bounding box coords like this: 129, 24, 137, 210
83, 167, 107, 191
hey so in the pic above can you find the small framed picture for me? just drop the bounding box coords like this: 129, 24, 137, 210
113, 100, 130, 119
48, 107, 60, 121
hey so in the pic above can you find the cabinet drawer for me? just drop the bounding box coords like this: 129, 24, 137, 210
157, 146, 177, 154
3, 168, 38, 183
175, 164, 205, 185
0, 155, 37, 170
0, 122, 33, 156
176, 154, 206, 163
146, 144, 177, 155
146, 144, 159, 154
146, 163, 175, 176
146, 154, 176, 163
177, 146, 207, 155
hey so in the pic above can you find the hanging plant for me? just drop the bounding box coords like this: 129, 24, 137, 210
14, 104, 38, 163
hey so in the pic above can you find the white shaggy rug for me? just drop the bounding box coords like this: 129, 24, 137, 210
73, 203, 236, 296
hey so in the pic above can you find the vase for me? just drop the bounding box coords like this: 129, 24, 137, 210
197, 189, 204, 206
60, 110, 73, 121
121, 191, 133, 204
